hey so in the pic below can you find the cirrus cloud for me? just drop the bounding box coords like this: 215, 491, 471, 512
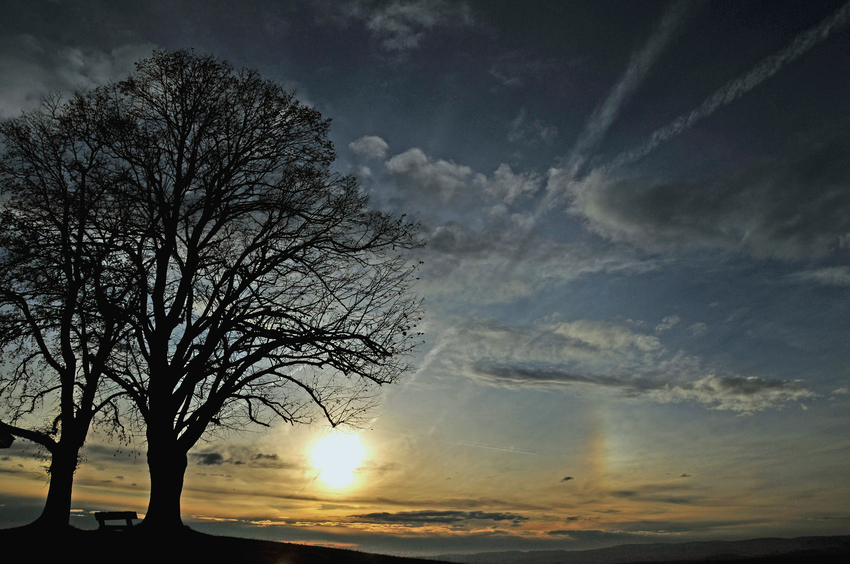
425, 317, 814, 414
563, 125, 850, 260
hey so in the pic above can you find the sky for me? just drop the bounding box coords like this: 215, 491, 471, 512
2, 0, 850, 557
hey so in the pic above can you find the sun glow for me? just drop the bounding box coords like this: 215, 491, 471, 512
310, 433, 366, 488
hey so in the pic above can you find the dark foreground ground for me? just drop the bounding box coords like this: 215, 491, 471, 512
0, 525, 441, 564
2, 526, 850, 564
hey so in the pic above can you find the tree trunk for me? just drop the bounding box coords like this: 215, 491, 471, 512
33, 444, 78, 529
142, 431, 188, 531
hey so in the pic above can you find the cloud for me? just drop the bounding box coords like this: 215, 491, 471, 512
366, 145, 659, 304
489, 51, 574, 90
421, 317, 673, 390
554, 319, 662, 351
366, 0, 473, 51
350, 135, 390, 160
324, 0, 474, 53
788, 266, 850, 286
610, 1, 850, 170
467, 364, 664, 399
193, 452, 225, 466
0, 36, 155, 118
377, 146, 544, 233
250, 453, 290, 468
190, 449, 303, 469
385, 147, 482, 202
689, 323, 708, 338
655, 315, 681, 334
564, 126, 850, 259
426, 317, 814, 414
415, 238, 660, 305
508, 108, 559, 146
484, 164, 542, 205
564, 0, 693, 178
649, 375, 816, 414
471, 365, 815, 414
351, 510, 528, 526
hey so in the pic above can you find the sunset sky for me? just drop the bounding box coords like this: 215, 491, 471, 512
2, 0, 850, 557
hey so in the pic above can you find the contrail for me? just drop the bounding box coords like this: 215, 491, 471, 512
374, 426, 540, 456
608, 1, 850, 170
540, 0, 692, 215
447, 439, 539, 456
565, 0, 693, 180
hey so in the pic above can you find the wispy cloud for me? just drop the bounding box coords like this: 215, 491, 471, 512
428, 317, 814, 414
0, 37, 154, 117
544, 3, 850, 260
350, 510, 528, 526
538, 0, 693, 218
562, 0, 693, 180
787, 266, 850, 286
508, 108, 559, 146
647, 375, 816, 414
352, 142, 657, 305
471, 365, 815, 414
325, 0, 474, 53
190, 449, 305, 470
609, 1, 850, 170
564, 126, 850, 259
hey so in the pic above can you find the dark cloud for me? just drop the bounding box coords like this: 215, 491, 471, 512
600, 481, 704, 506
468, 363, 658, 396
193, 452, 225, 466
250, 453, 298, 469
351, 510, 528, 526
568, 126, 850, 259
467, 362, 815, 414
435, 317, 814, 412
543, 528, 659, 546
426, 223, 497, 257
190, 450, 301, 469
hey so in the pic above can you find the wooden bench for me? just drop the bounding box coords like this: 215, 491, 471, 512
94, 511, 138, 530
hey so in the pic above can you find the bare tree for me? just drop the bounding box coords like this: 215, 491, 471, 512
80, 51, 423, 530
0, 95, 135, 528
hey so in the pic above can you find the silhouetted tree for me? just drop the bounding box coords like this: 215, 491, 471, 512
88, 51, 423, 529
0, 95, 136, 528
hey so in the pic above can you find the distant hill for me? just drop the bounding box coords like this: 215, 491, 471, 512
437, 535, 850, 564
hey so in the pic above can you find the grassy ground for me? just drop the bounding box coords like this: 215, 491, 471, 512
0, 525, 441, 564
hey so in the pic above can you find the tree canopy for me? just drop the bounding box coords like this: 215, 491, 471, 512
0, 49, 423, 529
0, 93, 136, 527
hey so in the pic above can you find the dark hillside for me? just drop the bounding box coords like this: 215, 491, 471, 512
440, 535, 850, 564
0, 525, 442, 564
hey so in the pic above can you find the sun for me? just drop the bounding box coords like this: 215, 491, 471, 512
310, 433, 366, 488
